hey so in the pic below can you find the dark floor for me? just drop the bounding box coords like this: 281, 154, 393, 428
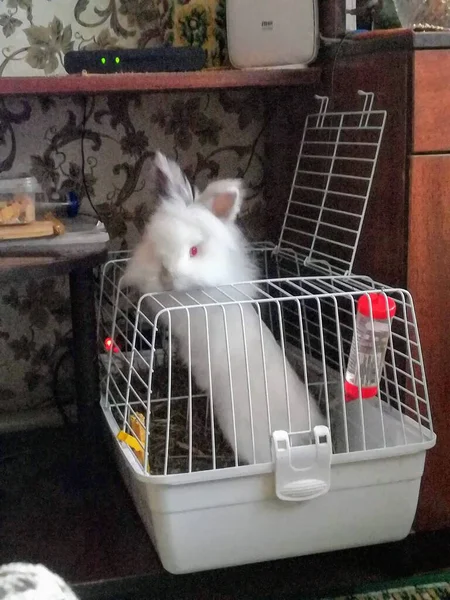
0, 426, 160, 582
1, 425, 449, 600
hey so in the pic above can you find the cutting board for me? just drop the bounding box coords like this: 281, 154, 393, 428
0, 220, 55, 241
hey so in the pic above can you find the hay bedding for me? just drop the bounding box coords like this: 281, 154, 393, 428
113, 353, 237, 475
110, 344, 342, 474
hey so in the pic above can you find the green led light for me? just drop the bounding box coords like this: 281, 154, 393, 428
101, 57, 106, 65
115, 56, 120, 64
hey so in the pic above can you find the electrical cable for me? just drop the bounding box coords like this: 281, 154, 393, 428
80, 96, 101, 220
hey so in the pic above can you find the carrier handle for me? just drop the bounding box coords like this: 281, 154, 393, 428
272, 426, 332, 502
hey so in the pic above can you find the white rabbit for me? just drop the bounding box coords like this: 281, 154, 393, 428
124, 152, 326, 465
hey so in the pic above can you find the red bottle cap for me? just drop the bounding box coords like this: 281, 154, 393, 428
344, 380, 378, 402
357, 293, 396, 320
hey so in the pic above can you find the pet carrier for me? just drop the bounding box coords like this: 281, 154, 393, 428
96, 92, 435, 574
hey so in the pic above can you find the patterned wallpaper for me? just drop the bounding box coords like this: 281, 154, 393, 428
0, 1, 267, 423
0, 0, 227, 76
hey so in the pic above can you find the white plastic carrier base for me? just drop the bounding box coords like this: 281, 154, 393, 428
102, 405, 432, 575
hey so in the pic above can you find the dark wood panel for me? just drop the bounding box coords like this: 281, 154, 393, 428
414, 50, 450, 153
0, 68, 321, 97
321, 50, 411, 287
264, 88, 320, 243
409, 154, 450, 531
318, 0, 346, 38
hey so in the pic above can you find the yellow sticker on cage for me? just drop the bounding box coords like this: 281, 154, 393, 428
117, 413, 150, 473
117, 430, 141, 452
130, 413, 146, 466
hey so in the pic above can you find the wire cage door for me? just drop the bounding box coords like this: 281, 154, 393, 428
266, 90, 386, 279
253, 91, 388, 379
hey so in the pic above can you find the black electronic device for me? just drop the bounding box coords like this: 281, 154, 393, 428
64, 47, 207, 74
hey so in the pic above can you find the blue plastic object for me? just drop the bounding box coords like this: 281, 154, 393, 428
66, 192, 80, 218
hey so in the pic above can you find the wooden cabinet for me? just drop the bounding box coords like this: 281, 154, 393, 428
409, 154, 450, 530
321, 38, 450, 532
322, 48, 411, 287
410, 55, 450, 530
413, 51, 450, 152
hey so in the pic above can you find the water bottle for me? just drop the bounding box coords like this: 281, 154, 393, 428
345, 292, 396, 401
342, 293, 397, 452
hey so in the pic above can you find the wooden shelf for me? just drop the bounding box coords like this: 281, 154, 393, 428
0, 67, 321, 96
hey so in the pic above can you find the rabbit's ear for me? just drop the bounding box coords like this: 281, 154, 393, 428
198, 179, 244, 222
152, 151, 195, 206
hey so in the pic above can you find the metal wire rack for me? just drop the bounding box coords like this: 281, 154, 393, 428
92, 89, 427, 480
96, 89, 386, 345
264, 90, 386, 277
97, 257, 433, 476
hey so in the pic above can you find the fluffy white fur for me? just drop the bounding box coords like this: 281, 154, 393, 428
125, 154, 258, 293
124, 152, 325, 465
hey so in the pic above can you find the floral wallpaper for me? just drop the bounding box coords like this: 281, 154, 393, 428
0, 2, 266, 423
0, 0, 227, 76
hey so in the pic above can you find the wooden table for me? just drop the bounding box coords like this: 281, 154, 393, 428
0, 244, 108, 448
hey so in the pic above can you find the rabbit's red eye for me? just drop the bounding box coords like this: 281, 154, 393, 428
189, 246, 198, 257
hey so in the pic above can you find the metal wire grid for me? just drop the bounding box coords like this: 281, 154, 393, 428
95, 245, 324, 399
98, 261, 433, 476
274, 91, 386, 276
98, 92, 385, 284
96, 255, 157, 391
94, 92, 406, 477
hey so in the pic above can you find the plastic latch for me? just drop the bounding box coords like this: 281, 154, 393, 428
272, 426, 332, 502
